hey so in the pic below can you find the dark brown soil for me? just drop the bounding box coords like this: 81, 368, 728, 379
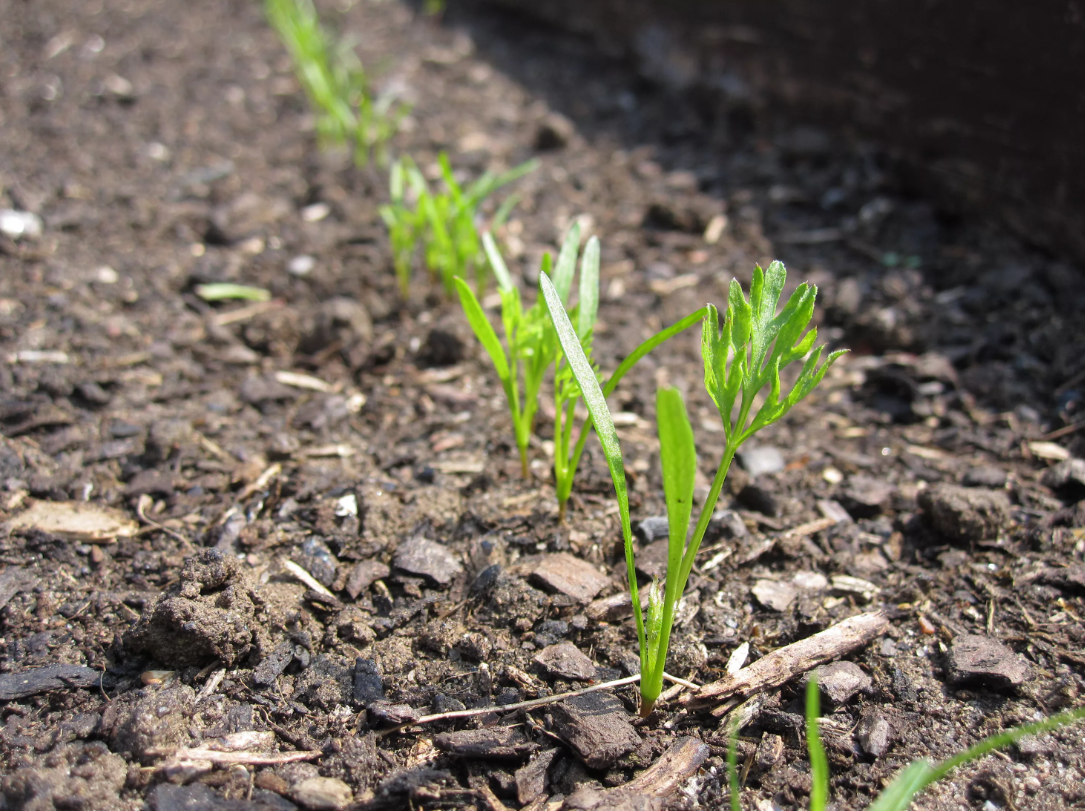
1, 1, 1084, 809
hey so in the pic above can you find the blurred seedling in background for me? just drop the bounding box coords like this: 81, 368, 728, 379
543, 261, 844, 715
721, 678, 1085, 811
265, 0, 408, 168
380, 153, 536, 297
194, 283, 271, 302
459, 223, 703, 516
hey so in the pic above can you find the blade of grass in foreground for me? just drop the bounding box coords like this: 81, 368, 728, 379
865, 704, 1085, 811
540, 271, 645, 660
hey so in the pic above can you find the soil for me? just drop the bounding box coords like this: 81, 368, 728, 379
1, 1, 1084, 810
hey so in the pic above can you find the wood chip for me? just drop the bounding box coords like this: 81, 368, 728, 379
4, 499, 136, 543
686, 610, 889, 713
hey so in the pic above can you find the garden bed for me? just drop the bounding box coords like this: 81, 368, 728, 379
1, 0, 1083, 809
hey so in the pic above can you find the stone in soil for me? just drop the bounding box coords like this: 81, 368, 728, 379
917, 484, 1011, 542
839, 476, 895, 518
586, 592, 633, 622
1043, 458, 1085, 503
392, 535, 464, 587
636, 515, 669, 544
123, 549, 259, 667
534, 641, 596, 681
353, 658, 384, 705
531, 553, 608, 603
150, 782, 288, 810
291, 776, 353, 810
434, 726, 539, 759
252, 641, 295, 687
345, 559, 390, 599
738, 445, 786, 478
946, 634, 1030, 689
549, 691, 640, 769
293, 537, 339, 587
855, 712, 892, 758
752, 579, 797, 612
516, 748, 560, 805
804, 661, 872, 706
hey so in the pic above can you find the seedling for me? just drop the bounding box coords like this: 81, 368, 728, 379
380, 153, 536, 297
265, 0, 407, 167
729, 678, 1085, 811
458, 225, 703, 511
454, 223, 583, 479
542, 261, 844, 715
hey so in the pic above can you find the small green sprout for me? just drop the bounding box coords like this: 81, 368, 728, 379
265, 0, 408, 168
459, 225, 703, 512
454, 223, 583, 479
542, 261, 844, 715
765, 677, 1085, 811
194, 283, 271, 302
380, 153, 537, 297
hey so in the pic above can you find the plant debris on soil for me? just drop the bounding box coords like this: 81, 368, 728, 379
2, 0, 1085, 809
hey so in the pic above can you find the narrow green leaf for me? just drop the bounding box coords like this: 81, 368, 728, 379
195, 283, 271, 302
540, 271, 644, 656
656, 387, 695, 563
481, 231, 514, 293
453, 276, 510, 381
576, 236, 600, 341
864, 761, 936, 811
806, 678, 830, 811
552, 222, 581, 304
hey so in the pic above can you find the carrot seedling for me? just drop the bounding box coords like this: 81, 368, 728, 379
542, 261, 844, 715
265, 0, 407, 168
380, 153, 536, 297
460, 226, 704, 510
454, 223, 582, 478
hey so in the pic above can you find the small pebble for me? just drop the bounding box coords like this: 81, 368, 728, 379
0, 209, 43, 240
738, 445, 786, 478
289, 254, 316, 276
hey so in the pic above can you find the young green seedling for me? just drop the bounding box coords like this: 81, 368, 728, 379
460, 226, 705, 508
265, 0, 407, 168
762, 678, 1085, 811
454, 224, 582, 478
381, 153, 537, 297
543, 261, 844, 715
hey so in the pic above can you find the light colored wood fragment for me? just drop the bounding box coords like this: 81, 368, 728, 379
685, 610, 889, 714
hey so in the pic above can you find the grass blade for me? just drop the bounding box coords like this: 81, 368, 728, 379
866, 705, 1085, 811
551, 222, 581, 304
540, 271, 644, 655
481, 231, 514, 293
656, 387, 695, 579
806, 678, 830, 811
454, 277, 509, 381
577, 236, 600, 341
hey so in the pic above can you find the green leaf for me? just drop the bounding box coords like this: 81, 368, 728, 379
806, 678, 829, 811
481, 232, 514, 293
194, 283, 271, 302
453, 276, 510, 381
576, 236, 600, 341
865, 705, 1085, 811
540, 271, 643, 654
864, 761, 936, 811
656, 387, 695, 569
551, 222, 581, 304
